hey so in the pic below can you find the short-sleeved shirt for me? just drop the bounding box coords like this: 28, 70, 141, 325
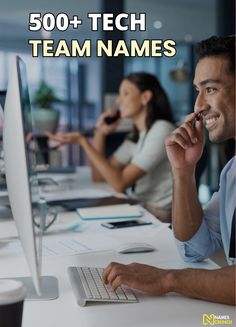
176, 156, 236, 265
113, 120, 175, 209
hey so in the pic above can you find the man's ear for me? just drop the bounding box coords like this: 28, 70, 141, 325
141, 90, 153, 106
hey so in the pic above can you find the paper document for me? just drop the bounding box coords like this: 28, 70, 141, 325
42, 238, 95, 256
77, 204, 142, 220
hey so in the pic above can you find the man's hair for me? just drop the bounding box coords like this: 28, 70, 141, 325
195, 35, 235, 73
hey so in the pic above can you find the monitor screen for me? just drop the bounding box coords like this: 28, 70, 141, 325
0, 90, 6, 109
18, 58, 39, 183
0, 91, 5, 138
18, 58, 40, 206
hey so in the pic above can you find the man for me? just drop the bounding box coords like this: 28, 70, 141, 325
102, 35, 235, 305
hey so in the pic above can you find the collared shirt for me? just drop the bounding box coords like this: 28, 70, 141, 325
176, 156, 236, 265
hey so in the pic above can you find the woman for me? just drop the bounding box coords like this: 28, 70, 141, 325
47, 72, 175, 222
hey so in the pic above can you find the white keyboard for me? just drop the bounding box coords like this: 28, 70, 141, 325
68, 266, 138, 307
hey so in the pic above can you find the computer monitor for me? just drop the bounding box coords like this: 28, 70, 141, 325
0, 102, 5, 177
0, 78, 12, 219
0, 101, 11, 216
3, 55, 58, 300
0, 102, 4, 146
0, 100, 4, 141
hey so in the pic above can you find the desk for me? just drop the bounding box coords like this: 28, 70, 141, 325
38, 166, 117, 202
0, 167, 234, 327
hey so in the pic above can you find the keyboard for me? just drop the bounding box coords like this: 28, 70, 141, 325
68, 266, 138, 307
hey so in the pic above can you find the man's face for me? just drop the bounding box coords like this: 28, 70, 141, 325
194, 56, 235, 143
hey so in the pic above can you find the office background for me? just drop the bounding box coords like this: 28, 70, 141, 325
0, 0, 234, 201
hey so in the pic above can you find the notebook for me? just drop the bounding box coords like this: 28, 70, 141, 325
76, 204, 142, 220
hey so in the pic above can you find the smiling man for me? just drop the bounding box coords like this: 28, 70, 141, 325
103, 35, 235, 305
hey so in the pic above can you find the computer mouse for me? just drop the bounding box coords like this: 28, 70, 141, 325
116, 242, 156, 254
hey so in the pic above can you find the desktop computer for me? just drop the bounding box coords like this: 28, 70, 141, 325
3, 55, 58, 299
3, 55, 137, 306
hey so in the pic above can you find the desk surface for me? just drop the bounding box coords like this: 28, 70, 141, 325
0, 167, 234, 327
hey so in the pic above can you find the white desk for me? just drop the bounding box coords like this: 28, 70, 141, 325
38, 166, 117, 202
0, 167, 234, 327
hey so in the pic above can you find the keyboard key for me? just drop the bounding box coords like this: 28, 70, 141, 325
121, 286, 137, 300
115, 286, 127, 300
104, 284, 119, 300
77, 268, 92, 298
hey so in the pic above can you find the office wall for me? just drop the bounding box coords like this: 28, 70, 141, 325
0, 0, 233, 183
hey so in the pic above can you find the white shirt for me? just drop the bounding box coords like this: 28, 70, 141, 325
113, 120, 175, 209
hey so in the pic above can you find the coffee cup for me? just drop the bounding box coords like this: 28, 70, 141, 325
0, 279, 26, 327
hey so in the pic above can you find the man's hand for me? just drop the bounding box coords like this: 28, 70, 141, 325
45, 131, 85, 145
165, 113, 205, 172
102, 262, 171, 295
103, 262, 235, 305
